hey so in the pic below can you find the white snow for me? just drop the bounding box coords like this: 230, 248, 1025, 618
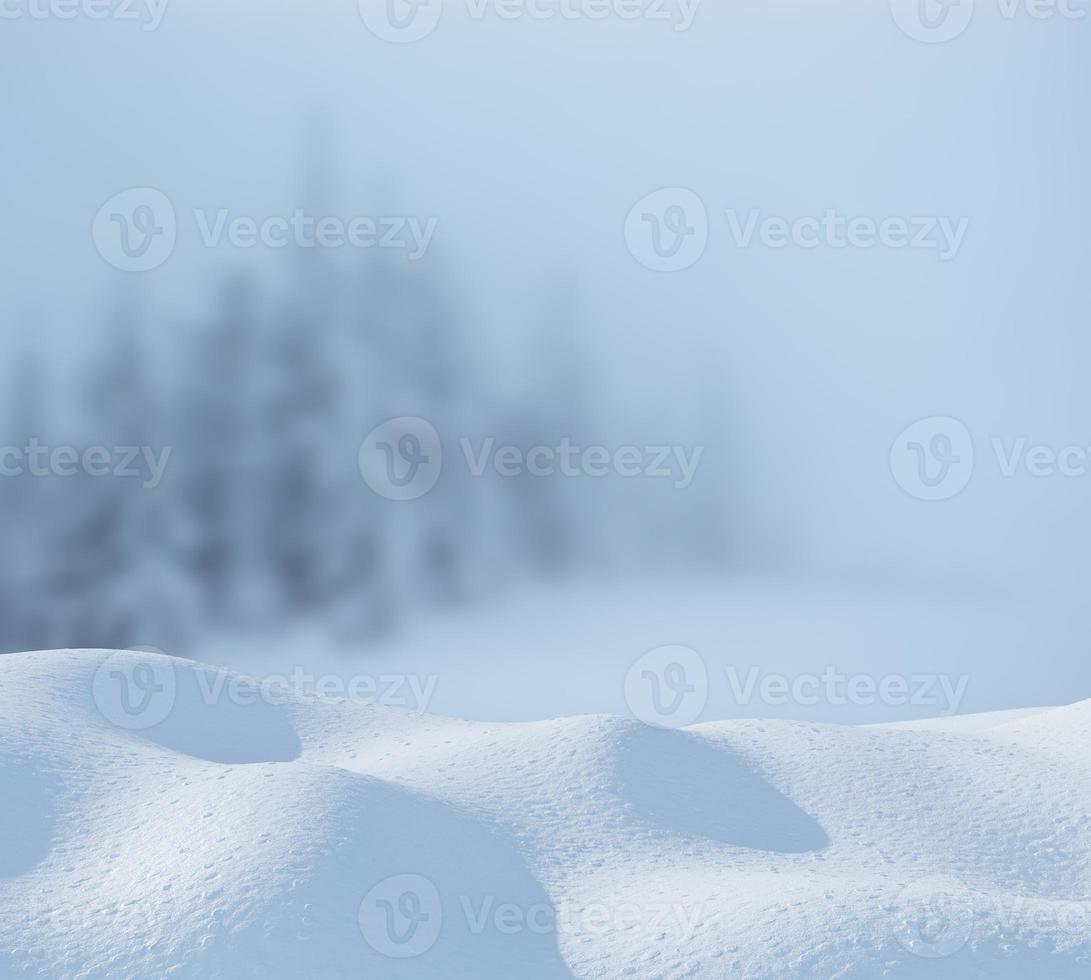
869, 706, 1059, 732
2, 648, 1091, 978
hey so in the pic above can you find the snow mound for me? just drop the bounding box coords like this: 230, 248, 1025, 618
2, 650, 1090, 978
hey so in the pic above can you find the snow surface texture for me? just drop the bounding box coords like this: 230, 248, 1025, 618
1, 650, 1089, 979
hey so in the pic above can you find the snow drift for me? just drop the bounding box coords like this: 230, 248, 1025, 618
1, 649, 1089, 978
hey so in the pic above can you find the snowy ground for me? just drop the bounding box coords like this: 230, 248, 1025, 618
3, 647, 1090, 978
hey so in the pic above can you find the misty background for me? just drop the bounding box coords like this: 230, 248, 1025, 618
1, 0, 1089, 721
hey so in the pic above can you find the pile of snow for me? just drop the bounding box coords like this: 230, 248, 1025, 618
2, 649, 1090, 978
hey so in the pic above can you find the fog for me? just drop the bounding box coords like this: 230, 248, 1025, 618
2, 0, 1089, 719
